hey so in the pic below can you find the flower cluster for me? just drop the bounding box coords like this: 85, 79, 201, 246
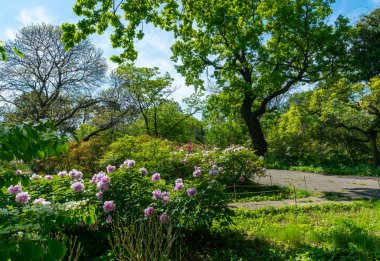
33, 198, 51, 205
69, 169, 83, 180
8, 184, 22, 195
71, 182, 85, 192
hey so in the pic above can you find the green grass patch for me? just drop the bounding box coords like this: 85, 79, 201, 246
202, 201, 380, 260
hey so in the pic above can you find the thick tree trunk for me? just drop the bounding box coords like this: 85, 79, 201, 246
241, 94, 268, 156
369, 131, 379, 167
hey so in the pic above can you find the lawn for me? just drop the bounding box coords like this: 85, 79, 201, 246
201, 201, 380, 260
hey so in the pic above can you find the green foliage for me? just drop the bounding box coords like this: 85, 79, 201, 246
0, 121, 68, 163
204, 202, 380, 260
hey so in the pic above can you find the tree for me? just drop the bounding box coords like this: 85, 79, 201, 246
62, 0, 349, 155
0, 23, 107, 133
309, 78, 380, 166
350, 8, 380, 81
111, 64, 202, 139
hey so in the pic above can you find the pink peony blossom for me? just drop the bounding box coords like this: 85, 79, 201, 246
144, 207, 154, 217
212, 164, 218, 170
106, 165, 116, 173
96, 191, 103, 199
151, 173, 160, 182
187, 188, 197, 197
58, 171, 68, 178
140, 167, 148, 176
69, 169, 83, 180
152, 189, 162, 199
175, 178, 183, 184
106, 215, 112, 223
174, 183, 183, 191
218, 167, 224, 173
33, 198, 51, 205
103, 201, 116, 213
124, 159, 136, 168
8, 184, 22, 195
15, 192, 30, 204
97, 181, 109, 192
193, 167, 201, 177
162, 196, 169, 205
71, 182, 85, 192
90, 171, 106, 184
45, 175, 53, 180
159, 213, 170, 224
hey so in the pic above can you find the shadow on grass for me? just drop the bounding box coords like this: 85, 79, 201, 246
321, 187, 380, 201
178, 226, 380, 261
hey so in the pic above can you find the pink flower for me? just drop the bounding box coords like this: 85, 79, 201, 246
103, 201, 116, 213
8, 184, 22, 195
162, 196, 169, 205
140, 167, 148, 176
124, 159, 136, 168
106, 165, 116, 173
90, 171, 106, 184
58, 171, 68, 178
69, 169, 83, 180
71, 182, 85, 192
175, 178, 183, 184
181, 159, 187, 164
159, 213, 170, 224
174, 183, 183, 191
193, 167, 201, 177
15, 170, 23, 175
96, 191, 103, 199
152, 189, 162, 199
152, 173, 160, 182
187, 145, 192, 152
106, 215, 112, 223
31, 174, 41, 180
212, 164, 218, 169
144, 207, 154, 217
33, 198, 51, 205
218, 167, 224, 173
187, 188, 197, 197
15, 192, 30, 204
97, 181, 109, 192
45, 175, 53, 180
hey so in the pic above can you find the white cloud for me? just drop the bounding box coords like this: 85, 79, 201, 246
370, 0, 380, 3
5, 28, 16, 40
16, 7, 51, 25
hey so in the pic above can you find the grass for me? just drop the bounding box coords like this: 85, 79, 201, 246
225, 184, 312, 203
266, 160, 380, 176
194, 201, 380, 260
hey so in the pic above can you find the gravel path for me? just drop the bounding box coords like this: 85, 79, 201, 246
260, 169, 380, 199
231, 169, 380, 210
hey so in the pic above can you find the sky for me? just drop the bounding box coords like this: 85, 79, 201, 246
0, 0, 380, 104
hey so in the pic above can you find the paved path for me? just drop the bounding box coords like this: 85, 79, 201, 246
231, 169, 380, 210
259, 169, 380, 199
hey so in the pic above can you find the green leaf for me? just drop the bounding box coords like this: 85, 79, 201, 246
47, 238, 67, 260
12, 47, 25, 58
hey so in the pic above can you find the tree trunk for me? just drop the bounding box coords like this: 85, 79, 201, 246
240, 95, 268, 156
369, 131, 379, 167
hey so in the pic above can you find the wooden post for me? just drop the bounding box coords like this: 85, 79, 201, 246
233, 183, 236, 201
269, 174, 273, 186
304, 175, 307, 190
293, 185, 297, 207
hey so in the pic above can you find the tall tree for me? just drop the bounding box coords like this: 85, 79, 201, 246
0, 23, 107, 133
112, 64, 202, 137
62, 0, 349, 155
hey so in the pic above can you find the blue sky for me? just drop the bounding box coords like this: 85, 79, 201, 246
1, 0, 379, 102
